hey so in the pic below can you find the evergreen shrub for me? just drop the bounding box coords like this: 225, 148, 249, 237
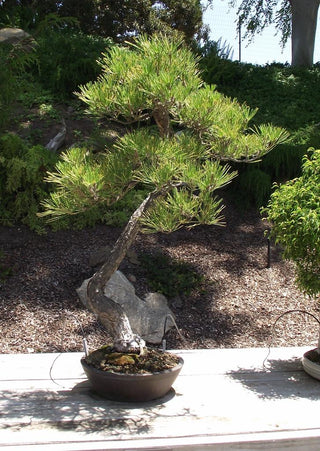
35, 30, 113, 96
0, 40, 37, 130
0, 133, 58, 231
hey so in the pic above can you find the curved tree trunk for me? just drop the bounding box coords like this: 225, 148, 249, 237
86, 190, 161, 352
153, 102, 172, 138
290, 0, 320, 67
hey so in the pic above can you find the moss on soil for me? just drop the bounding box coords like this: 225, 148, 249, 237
85, 346, 181, 374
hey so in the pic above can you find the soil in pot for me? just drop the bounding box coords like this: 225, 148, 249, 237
84, 345, 180, 373
81, 345, 184, 401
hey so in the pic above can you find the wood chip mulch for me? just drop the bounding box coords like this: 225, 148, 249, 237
1, 197, 319, 354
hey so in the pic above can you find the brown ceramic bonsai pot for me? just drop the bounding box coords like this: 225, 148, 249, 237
81, 351, 184, 402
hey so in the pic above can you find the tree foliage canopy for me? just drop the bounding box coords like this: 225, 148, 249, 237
229, 0, 292, 47
0, 0, 206, 42
41, 34, 288, 235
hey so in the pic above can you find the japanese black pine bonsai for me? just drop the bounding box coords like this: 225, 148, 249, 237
40, 34, 288, 353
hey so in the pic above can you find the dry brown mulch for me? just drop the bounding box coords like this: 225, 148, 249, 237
1, 198, 319, 354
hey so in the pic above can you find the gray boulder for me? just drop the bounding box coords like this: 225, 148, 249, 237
0, 28, 31, 44
77, 271, 175, 344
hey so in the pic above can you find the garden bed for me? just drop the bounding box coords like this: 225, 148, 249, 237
1, 196, 318, 354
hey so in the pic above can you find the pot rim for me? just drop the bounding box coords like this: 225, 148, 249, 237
81, 354, 184, 378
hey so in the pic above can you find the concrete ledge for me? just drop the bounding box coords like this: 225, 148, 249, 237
1, 347, 320, 450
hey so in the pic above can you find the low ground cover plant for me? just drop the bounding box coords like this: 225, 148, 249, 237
140, 251, 204, 298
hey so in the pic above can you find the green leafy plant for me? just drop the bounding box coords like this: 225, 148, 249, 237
73, 129, 83, 139
0, 133, 58, 231
0, 38, 37, 130
263, 149, 320, 297
34, 29, 113, 97
140, 252, 204, 298
38, 103, 60, 120
18, 83, 57, 109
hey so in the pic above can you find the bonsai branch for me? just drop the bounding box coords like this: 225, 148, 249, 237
153, 103, 172, 138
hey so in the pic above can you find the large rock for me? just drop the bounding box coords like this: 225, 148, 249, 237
77, 271, 175, 344
89, 246, 139, 268
0, 28, 31, 44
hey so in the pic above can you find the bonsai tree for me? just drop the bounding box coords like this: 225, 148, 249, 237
264, 149, 320, 298
40, 34, 288, 352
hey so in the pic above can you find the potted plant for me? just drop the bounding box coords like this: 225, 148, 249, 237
40, 34, 287, 400
264, 149, 320, 379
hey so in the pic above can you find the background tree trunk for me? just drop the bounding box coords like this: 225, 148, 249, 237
290, 0, 320, 67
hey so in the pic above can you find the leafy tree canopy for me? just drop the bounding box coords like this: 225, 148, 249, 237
0, 0, 206, 42
228, 0, 291, 47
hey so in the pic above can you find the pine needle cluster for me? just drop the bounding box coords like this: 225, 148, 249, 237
40, 34, 288, 234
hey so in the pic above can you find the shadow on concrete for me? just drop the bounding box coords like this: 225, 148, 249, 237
227, 356, 320, 400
